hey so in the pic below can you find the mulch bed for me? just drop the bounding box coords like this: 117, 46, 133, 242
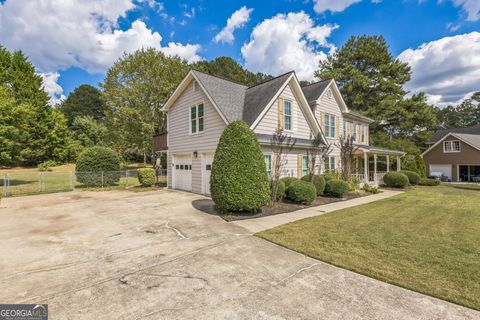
200, 190, 371, 222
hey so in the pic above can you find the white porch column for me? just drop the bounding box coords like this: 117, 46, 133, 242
363, 152, 368, 182
386, 155, 390, 172
397, 156, 401, 171
374, 154, 378, 182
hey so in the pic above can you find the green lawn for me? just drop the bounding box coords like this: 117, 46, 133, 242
257, 185, 480, 310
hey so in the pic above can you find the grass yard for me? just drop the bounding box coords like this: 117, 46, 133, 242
257, 185, 480, 310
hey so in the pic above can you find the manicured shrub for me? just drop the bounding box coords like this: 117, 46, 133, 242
323, 171, 340, 182
210, 121, 270, 212
75, 146, 121, 186
138, 168, 156, 187
399, 170, 421, 185
280, 176, 298, 189
325, 179, 349, 198
272, 180, 286, 201
301, 174, 326, 196
383, 172, 409, 188
419, 178, 440, 186
286, 180, 316, 205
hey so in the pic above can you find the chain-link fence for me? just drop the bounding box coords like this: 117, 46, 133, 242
1, 169, 167, 197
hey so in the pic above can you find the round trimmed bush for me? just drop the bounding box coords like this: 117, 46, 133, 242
325, 179, 349, 198
419, 178, 440, 186
383, 172, 409, 188
301, 174, 326, 196
75, 146, 120, 186
138, 168, 156, 187
280, 176, 298, 189
272, 180, 286, 201
399, 170, 421, 185
210, 121, 270, 212
286, 180, 316, 205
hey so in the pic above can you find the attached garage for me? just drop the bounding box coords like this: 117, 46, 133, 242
429, 164, 452, 180
172, 155, 192, 191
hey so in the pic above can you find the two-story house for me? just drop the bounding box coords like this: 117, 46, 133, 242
422, 124, 480, 182
156, 69, 405, 195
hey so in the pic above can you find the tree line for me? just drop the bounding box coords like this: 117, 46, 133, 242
0, 35, 478, 168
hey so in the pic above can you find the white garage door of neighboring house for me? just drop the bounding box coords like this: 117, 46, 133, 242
429, 164, 452, 179
202, 154, 213, 195
173, 155, 192, 191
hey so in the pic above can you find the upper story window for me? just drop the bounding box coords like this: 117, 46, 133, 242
284, 100, 292, 130
343, 120, 347, 138
362, 125, 367, 143
352, 122, 357, 142
324, 113, 335, 138
444, 140, 460, 153
190, 103, 204, 134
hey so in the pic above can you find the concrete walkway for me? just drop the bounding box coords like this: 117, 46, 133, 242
231, 189, 403, 233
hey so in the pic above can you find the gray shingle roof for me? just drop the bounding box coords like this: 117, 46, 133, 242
191, 70, 247, 122
242, 72, 293, 125
428, 124, 480, 144
453, 133, 480, 150
301, 79, 331, 102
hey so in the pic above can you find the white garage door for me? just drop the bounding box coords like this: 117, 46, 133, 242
173, 155, 192, 191
429, 164, 452, 179
202, 154, 213, 195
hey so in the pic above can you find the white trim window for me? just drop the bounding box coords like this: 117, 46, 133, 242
302, 154, 309, 176
264, 154, 272, 177
324, 156, 336, 172
325, 113, 335, 138
362, 125, 367, 143
190, 103, 204, 134
343, 120, 347, 138
443, 140, 460, 153
284, 100, 292, 130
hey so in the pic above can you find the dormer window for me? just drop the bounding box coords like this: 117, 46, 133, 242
443, 140, 460, 153
324, 113, 335, 138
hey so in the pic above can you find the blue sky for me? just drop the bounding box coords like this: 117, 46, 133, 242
0, 0, 479, 106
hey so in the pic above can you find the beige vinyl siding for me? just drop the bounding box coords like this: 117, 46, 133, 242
167, 80, 226, 193
254, 83, 313, 140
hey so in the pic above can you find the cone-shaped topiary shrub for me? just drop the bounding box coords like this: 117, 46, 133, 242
210, 120, 270, 212
383, 172, 409, 188
301, 174, 326, 196
399, 170, 421, 185
76, 146, 121, 186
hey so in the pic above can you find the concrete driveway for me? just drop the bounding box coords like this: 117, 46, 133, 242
0, 190, 477, 319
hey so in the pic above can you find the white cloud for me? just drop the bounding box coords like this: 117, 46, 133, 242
398, 32, 480, 106
451, 0, 480, 21
214, 6, 253, 44
0, 0, 201, 74
313, 0, 361, 14
241, 12, 338, 81
160, 43, 202, 63
40, 72, 65, 105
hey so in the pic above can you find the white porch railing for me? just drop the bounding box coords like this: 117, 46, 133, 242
368, 171, 387, 184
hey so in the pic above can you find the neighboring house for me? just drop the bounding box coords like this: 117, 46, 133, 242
156, 70, 405, 195
422, 124, 480, 182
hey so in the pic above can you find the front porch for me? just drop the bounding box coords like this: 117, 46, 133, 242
351, 146, 406, 185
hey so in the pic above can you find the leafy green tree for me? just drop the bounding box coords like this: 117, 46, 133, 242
0, 46, 71, 166
60, 84, 105, 125
70, 115, 107, 148
101, 48, 189, 160
436, 92, 480, 129
315, 35, 437, 146
211, 120, 270, 212
193, 56, 272, 86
